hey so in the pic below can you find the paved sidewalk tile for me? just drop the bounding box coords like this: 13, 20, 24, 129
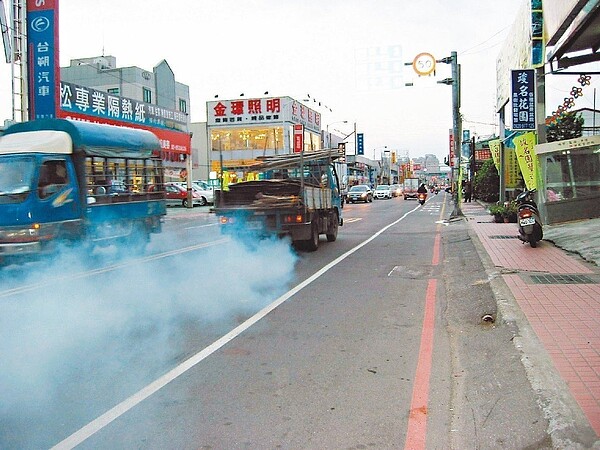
463, 202, 600, 437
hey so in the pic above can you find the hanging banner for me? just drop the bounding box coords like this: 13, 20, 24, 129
514, 131, 539, 190
489, 139, 502, 171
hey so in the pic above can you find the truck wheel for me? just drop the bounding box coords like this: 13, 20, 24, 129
304, 220, 319, 252
326, 212, 339, 242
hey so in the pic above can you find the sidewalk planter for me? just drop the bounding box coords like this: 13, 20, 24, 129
503, 201, 518, 223
489, 204, 505, 223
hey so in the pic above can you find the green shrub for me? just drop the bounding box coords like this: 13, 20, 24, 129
473, 159, 499, 202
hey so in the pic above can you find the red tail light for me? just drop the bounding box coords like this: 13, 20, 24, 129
519, 209, 533, 219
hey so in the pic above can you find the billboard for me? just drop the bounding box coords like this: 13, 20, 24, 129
511, 69, 536, 130
207, 97, 321, 133
27, 0, 60, 119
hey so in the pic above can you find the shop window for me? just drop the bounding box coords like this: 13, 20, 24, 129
543, 146, 600, 202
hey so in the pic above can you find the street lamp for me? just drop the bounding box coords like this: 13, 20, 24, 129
372, 145, 387, 161
325, 120, 348, 148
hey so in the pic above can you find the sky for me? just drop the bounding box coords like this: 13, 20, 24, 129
1, 0, 599, 163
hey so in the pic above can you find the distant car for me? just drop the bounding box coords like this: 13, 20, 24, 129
150, 182, 204, 207
347, 184, 373, 203
390, 184, 402, 197
374, 184, 392, 199
174, 181, 214, 206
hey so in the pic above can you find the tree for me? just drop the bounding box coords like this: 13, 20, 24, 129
546, 111, 584, 142
473, 159, 499, 202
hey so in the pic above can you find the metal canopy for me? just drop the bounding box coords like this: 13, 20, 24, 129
549, 1, 600, 69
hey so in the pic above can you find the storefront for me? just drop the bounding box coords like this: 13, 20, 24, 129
206, 97, 321, 183
536, 135, 600, 224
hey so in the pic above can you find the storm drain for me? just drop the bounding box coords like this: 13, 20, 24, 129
529, 274, 597, 284
489, 235, 519, 239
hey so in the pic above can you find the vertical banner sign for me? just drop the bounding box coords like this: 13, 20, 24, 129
27, 0, 60, 120
293, 124, 304, 153
462, 129, 471, 160
448, 129, 455, 167
531, 0, 544, 68
489, 139, 502, 171
514, 131, 539, 190
511, 69, 536, 130
356, 133, 364, 155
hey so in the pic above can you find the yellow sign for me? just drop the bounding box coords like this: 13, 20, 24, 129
514, 132, 538, 190
489, 139, 502, 171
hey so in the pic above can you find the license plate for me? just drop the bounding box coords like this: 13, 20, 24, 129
519, 217, 535, 226
246, 220, 263, 230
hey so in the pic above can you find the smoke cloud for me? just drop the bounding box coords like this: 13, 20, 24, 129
0, 233, 298, 448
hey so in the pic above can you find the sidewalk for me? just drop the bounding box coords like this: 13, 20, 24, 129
461, 201, 600, 444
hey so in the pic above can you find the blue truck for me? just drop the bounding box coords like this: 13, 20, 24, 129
214, 149, 344, 251
0, 119, 166, 265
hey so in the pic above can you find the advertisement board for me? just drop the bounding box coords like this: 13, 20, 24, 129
207, 97, 321, 133
511, 69, 536, 130
293, 124, 304, 153
27, 0, 60, 119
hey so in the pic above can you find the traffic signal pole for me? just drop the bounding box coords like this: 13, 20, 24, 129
439, 51, 463, 218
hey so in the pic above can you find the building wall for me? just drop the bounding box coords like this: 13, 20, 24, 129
190, 122, 209, 181
61, 55, 190, 123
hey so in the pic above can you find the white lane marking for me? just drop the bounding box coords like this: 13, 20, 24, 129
51, 204, 421, 449
0, 239, 228, 299
184, 223, 219, 230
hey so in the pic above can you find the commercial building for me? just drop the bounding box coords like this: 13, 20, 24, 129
205, 96, 322, 184
60, 56, 192, 176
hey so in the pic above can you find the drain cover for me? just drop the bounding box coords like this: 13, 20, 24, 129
529, 274, 597, 284
489, 235, 519, 239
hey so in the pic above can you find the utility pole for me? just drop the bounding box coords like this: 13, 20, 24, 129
438, 51, 463, 218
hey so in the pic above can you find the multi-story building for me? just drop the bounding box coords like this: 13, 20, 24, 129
60, 56, 192, 174
61, 56, 190, 118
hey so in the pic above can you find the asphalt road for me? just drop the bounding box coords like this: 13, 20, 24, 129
0, 192, 550, 449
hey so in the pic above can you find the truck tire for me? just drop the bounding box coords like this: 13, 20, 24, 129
304, 220, 320, 252
326, 211, 339, 242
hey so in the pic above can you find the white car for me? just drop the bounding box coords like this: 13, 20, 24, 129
374, 184, 392, 199
173, 182, 214, 206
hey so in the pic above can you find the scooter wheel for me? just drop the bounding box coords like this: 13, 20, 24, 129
529, 239, 537, 248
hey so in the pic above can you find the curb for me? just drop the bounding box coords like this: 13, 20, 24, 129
463, 213, 600, 448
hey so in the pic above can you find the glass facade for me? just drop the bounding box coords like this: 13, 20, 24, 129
211, 126, 285, 153
542, 145, 600, 202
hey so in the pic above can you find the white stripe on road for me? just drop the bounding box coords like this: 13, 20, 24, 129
51, 204, 421, 449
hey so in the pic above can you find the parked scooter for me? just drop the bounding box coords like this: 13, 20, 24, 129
516, 189, 543, 247
418, 192, 427, 205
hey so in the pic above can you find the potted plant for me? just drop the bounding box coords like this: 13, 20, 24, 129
489, 204, 505, 223
503, 201, 518, 223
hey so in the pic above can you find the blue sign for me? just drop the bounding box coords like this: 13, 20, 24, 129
357, 133, 364, 155
27, 2, 59, 120
511, 69, 536, 130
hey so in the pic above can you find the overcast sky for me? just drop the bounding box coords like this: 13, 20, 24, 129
1, 0, 599, 162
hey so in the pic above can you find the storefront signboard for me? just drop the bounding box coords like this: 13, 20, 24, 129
207, 97, 321, 133
27, 0, 60, 120
293, 124, 304, 153
511, 69, 536, 130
